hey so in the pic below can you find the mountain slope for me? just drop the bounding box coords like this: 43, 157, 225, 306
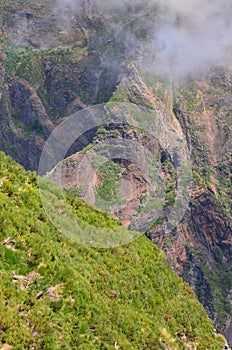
0, 151, 226, 349
0, 0, 231, 346
50, 63, 232, 341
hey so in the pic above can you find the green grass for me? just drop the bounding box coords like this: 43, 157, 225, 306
0, 152, 225, 349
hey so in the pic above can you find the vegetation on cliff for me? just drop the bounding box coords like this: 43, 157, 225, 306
0, 152, 225, 349
0, 0, 231, 345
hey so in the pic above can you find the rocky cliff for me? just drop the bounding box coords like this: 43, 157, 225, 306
47, 63, 232, 342
0, 0, 231, 344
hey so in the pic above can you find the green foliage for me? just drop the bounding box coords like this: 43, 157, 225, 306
4, 46, 44, 85
163, 160, 177, 208
149, 217, 165, 230
96, 161, 122, 202
186, 246, 232, 332
0, 152, 224, 349
216, 156, 232, 217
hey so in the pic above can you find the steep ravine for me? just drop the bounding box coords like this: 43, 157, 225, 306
48, 66, 232, 343
0, 1, 231, 345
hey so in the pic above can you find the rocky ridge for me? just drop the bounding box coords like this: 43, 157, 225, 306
0, 0, 231, 344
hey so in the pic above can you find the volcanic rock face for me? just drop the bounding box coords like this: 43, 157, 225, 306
149, 190, 232, 338
0, 3, 124, 170
0, 0, 231, 343
47, 123, 161, 228
46, 62, 232, 340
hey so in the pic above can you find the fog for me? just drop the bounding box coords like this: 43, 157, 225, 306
153, 0, 232, 78
54, 0, 232, 79
8, 0, 232, 80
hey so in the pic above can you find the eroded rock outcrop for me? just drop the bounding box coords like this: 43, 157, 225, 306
0, 1, 231, 343
48, 65, 232, 341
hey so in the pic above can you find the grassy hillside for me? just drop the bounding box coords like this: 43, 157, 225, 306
0, 152, 225, 349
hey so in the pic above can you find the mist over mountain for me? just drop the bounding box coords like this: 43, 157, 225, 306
54, 0, 232, 79
0, 0, 231, 347
153, 0, 232, 78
